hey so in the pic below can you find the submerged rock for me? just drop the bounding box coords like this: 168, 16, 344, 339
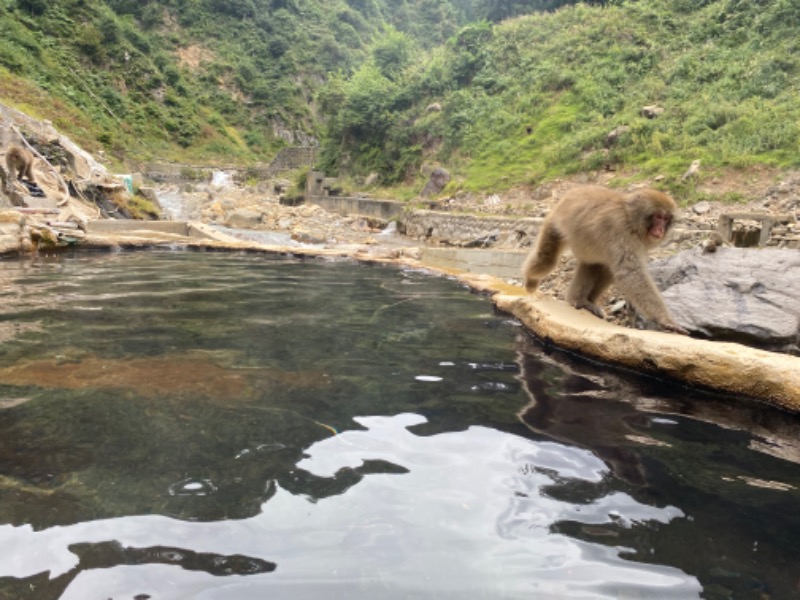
651, 247, 800, 354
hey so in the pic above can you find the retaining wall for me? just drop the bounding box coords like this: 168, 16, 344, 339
421, 247, 528, 280
142, 147, 316, 184
308, 196, 406, 221
403, 210, 543, 247
86, 220, 216, 239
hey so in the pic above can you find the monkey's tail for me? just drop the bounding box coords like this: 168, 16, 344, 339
522, 221, 563, 290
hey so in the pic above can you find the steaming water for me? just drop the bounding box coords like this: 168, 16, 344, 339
0, 251, 798, 599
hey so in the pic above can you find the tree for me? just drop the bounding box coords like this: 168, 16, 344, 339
372, 26, 415, 81
475, 0, 607, 22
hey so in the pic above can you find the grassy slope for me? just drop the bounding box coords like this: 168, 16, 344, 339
332, 0, 800, 199
462, 1, 800, 190
0, 0, 381, 167
2, 0, 799, 198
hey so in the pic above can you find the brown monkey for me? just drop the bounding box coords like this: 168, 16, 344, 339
5, 145, 36, 183
523, 185, 688, 334
702, 230, 725, 254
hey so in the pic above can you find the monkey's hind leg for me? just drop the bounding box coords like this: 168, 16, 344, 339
522, 222, 564, 293
567, 263, 611, 319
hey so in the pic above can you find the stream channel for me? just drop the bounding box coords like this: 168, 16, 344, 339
0, 248, 798, 599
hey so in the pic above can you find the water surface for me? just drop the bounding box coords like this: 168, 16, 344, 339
0, 251, 798, 599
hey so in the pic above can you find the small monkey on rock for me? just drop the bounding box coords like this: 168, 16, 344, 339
5, 145, 36, 184
523, 185, 688, 335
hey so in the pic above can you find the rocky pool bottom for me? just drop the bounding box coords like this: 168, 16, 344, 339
0, 251, 798, 599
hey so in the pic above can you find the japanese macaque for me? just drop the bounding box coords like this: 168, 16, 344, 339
5, 145, 36, 183
702, 230, 725, 254
523, 185, 688, 335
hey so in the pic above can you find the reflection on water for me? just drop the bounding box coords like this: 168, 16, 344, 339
0, 251, 798, 599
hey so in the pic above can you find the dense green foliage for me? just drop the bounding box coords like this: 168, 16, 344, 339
0, 0, 483, 163
319, 0, 800, 195
2, 0, 799, 196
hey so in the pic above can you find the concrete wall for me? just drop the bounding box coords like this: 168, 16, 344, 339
421, 247, 528, 280
309, 196, 406, 221
86, 220, 220, 240
86, 220, 192, 236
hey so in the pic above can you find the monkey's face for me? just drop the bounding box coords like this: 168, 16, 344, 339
648, 211, 672, 241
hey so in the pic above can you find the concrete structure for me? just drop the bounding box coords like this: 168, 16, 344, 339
143, 147, 316, 184
86, 220, 219, 239
718, 212, 794, 247
310, 196, 406, 221
421, 247, 527, 280
305, 171, 405, 220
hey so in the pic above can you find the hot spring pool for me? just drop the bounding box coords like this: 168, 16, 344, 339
0, 250, 797, 599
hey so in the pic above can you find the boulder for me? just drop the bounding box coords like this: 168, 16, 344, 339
651, 248, 800, 354
420, 167, 450, 198
605, 125, 631, 147
641, 105, 665, 119
225, 209, 263, 229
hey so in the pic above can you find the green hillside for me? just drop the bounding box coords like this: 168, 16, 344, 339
0, 0, 477, 165
320, 0, 800, 197
2, 0, 799, 199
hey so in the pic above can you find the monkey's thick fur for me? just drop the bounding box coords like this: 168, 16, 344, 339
5, 145, 35, 183
523, 185, 687, 334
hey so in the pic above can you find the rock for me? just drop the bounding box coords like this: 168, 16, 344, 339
273, 179, 291, 194
605, 126, 631, 147
641, 105, 665, 119
463, 232, 499, 248
225, 209, 263, 229
426, 103, 442, 113
139, 186, 159, 203
291, 229, 325, 245
608, 300, 627, 315
297, 204, 323, 218
493, 292, 800, 410
692, 201, 712, 215
651, 248, 800, 354
420, 167, 450, 198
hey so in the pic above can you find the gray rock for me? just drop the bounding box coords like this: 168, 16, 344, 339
641, 105, 665, 119
605, 125, 630, 147
420, 167, 450, 198
225, 209, 263, 229
651, 248, 800, 354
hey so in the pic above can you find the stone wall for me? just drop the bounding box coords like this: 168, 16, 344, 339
266, 147, 316, 176
402, 210, 543, 248
143, 146, 316, 184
